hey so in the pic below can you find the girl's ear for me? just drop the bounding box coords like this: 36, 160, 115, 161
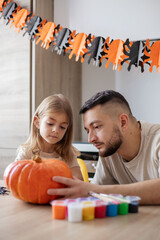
34, 116, 40, 129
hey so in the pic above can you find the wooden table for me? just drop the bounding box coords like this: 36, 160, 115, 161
0, 180, 160, 240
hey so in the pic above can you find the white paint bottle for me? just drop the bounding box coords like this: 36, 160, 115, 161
68, 202, 83, 223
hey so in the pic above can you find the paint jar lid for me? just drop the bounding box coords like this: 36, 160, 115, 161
50, 200, 66, 206
87, 196, 99, 201
125, 196, 141, 203
82, 201, 95, 207
95, 200, 107, 206
65, 199, 77, 204
76, 197, 89, 202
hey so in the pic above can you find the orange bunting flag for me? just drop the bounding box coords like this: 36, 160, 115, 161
143, 39, 160, 73
0, 0, 11, 12
36, 21, 57, 49
10, 8, 29, 33
101, 37, 126, 71
65, 31, 89, 62
0, 0, 5, 11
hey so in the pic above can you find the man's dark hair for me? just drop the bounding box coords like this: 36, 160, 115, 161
80, 90, 132, 115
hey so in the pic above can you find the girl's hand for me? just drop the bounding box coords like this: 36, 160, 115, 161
47, 176, 91, 199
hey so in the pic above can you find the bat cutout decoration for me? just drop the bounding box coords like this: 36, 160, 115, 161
0, 1, 18, 24
83, 36, 105, 67
65, 31, 89, 62
143, 39, 160, 73
0, 0, 11, 12
52, 28, 71, 55
23, 14, 42, 40
10, 8, 29, 33
121, 39, 149, 72
100, 37, 126, 71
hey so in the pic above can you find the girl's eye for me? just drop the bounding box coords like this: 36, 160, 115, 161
47, 122, 53, 126
60, 126, 66, 130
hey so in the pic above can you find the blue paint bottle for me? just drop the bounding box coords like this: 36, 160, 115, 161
106, 202, 118, 217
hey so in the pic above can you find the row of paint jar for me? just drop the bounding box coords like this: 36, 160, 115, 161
51, 195, 140, 223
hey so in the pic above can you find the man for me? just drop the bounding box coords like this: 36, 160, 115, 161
48, 90, 160, 204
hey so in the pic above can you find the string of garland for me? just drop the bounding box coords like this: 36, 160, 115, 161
0, 0, 160, 73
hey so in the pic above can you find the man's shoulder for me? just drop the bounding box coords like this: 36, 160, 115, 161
140, 121, 160, 135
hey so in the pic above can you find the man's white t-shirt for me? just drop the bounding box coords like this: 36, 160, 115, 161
92, 121, 160, 185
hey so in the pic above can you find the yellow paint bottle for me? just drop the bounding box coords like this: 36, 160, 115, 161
82, 201, 95, 220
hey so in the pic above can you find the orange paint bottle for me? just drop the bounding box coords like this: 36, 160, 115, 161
51, 200, 66, 219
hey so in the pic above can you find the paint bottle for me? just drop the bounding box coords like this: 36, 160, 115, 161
95, 200, 107, 218
68, 202, 83, 222
118, 202, 129, 215
106, 202, 118, 217
82, 201, 95, 220
51, 200, 66, 220
65, 199, 77, 219
125, 196, 141, 213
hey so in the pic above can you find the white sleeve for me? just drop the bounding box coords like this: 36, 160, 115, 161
15, 146, 32, 161
157, 146, 160, 177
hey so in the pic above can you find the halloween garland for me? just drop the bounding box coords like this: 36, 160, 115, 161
0, 0, 160, 73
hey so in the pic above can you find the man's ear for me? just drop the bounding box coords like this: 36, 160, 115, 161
119, 113, 129, 131
34, 116, 40, 129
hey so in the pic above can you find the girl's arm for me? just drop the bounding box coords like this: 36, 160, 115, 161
68, 149, 83, 180
70, 166, 83, 180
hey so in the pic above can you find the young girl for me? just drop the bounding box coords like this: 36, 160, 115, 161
15, 94, 83, 180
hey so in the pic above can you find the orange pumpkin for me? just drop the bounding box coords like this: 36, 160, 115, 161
3, 157, 72, 204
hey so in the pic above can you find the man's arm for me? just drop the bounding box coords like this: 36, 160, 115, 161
47, 176, 160, 205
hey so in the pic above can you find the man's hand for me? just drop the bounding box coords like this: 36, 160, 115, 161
47, 176, 92, 199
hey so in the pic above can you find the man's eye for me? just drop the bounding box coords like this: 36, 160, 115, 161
95, 125, 101, 129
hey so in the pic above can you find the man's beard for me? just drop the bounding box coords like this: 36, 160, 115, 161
99, 126, 123, 157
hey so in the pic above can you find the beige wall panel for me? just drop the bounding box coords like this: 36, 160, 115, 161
0, 0, 31, 177
32, 0, 82, 141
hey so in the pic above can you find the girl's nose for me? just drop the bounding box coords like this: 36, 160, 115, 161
52, 126, 58, 133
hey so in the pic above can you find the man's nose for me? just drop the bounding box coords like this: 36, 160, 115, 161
88, 132, 96, 143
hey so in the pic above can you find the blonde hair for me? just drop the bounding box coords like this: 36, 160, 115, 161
22, 94, 76, 163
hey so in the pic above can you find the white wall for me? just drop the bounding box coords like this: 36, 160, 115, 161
54, 0, 160, 141
115, 68, 160, 122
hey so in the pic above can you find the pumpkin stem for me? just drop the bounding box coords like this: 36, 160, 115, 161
32, 149, 42, 163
